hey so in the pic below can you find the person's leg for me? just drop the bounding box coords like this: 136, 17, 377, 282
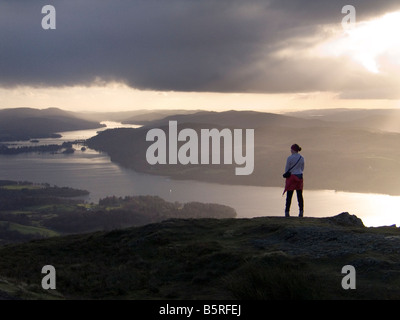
296, 189, 304, 217
285, 191, 294, 217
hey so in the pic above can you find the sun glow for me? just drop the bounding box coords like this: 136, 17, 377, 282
318, 11, 400, 74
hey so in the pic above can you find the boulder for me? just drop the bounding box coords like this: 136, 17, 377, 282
326, 212, 364, 227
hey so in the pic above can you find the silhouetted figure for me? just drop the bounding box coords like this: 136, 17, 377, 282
283, 144, 304, 217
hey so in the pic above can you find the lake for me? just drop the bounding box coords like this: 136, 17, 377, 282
0, 122, 399, 227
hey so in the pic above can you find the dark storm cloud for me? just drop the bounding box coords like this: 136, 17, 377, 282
0, 0, 400, 95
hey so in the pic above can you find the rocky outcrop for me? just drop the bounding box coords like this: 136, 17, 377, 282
325, 212, 365, 227
252, 213, 399, 259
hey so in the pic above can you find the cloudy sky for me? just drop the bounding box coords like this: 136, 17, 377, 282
1, 0, 400, 112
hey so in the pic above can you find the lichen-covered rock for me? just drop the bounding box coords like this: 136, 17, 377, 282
325, 212, 365, 227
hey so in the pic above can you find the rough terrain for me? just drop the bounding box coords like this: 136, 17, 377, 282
0, 212, 399, 300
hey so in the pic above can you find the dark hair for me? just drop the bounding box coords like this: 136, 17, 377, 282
291, 144, 302, 152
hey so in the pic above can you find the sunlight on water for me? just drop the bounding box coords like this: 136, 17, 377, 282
7, 121, 141, 147
347, 193, 400, 227
1, 148, 398, 227
0, 124, 399, 228
295, 190, 400, 227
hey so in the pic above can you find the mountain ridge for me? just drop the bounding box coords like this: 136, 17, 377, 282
0, 107, 104, 141
86, 109, 400, 195
137, 109, 329, 129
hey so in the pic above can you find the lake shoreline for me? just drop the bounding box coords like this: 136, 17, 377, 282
1, 144, 399, 197
0, 124, 399, 228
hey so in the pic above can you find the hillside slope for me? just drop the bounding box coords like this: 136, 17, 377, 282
86, 110, 400, 195
0, 212, 399, 300
284, 108, 400, 133
0, 107, 104, 141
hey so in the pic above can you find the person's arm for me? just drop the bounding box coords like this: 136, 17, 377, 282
285, 157, 291, 172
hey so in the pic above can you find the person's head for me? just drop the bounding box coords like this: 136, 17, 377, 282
291, 144, 302, 153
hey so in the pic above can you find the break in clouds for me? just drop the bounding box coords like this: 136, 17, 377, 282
0, 0, 400, 98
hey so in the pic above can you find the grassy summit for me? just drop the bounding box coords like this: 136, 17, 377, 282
0, 212, 399, 300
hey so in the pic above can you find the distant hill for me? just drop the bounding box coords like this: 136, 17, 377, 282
0, 212, 400, 300
75, 109, 199, 124
0, 107, 104, 141
86, 109, 400, 195
284, 108, 400, 133
141, 110, 328, 129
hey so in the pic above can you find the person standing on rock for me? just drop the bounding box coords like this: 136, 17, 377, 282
283, 144, 305, 217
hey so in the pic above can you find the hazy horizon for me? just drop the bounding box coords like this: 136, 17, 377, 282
1, 1, 400, 113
